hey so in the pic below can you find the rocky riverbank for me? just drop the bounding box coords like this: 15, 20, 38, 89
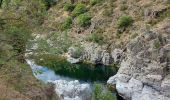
65, 25, 170, 100
108, 29, 170, 100
26, 60, 92, 100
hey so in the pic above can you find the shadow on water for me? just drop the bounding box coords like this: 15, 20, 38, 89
52, 63, 117, 82
34, 54, 118, 82
33, 54, 124, 100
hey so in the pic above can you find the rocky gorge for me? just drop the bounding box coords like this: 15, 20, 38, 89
65, 25, 170, 100
1, 0, 170, 100
107, 29, 170, 100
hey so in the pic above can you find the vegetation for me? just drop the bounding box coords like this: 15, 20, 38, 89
90, 0, 102, 5
87, 32, 104, 45
93, 83, 116, 100
117, 16, 133, 28
159, 8, 170, 18
72, 3, 87, 17
77, 13, 92, 27
48, 32, 73, 54
154, 41, 161, 49
72, 45, 84, 58
0, 0, 169, 99
61, 16, 73, 30
64, 3, 75, 12
43, 0, 56, 9
0, 0, 58, 99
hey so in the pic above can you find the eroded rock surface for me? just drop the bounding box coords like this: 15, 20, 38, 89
51, 80, 92, 100
108, 31, 170, 100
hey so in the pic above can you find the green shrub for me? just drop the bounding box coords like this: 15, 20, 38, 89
72, 4, 87, 17
117, 16, 133, 28
153, 39, 161, 49
64, 3, 75, 12
61, 17, 72, 30
159, 8, 170, 18
43, 0, 56, 9
93, 83, 116, 100
90, 0, 102, 5
77, 13, 91, 27
86, 32, 104, 45
72, 45, 84, 58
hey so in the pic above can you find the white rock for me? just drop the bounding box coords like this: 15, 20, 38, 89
52, 80, 92, 100
67, 57, 80, 64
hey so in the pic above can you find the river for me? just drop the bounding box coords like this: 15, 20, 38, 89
26, 58, 124, 100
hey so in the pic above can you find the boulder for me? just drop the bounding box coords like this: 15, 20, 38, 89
102, 50, 111, 65
52, 80, 92, 100
68, 47, 77, 58
67, 57, 81, 64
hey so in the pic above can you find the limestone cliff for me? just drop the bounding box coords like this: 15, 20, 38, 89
108, 23, 170, 100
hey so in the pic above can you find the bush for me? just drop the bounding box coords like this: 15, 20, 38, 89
72, 4, 87, 17
86, 32, 104, 45
61, 17, 72, 30
72, 45, 84, 58
93, 83, 116, 100
117, 16, 133, 28
43, 0, 56, 9
90, 0, 102, 5
77, 13, 91, 27
64, 3, 75, 12
154, 40, 161, 49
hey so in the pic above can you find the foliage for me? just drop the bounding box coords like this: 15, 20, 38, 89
77, 13, 91, 27
90, 0, 102, 5
1, 0, 47, 26
153, 39, 161, 49
86, 32, 104, 45
43, 0, 56, 9
4, 26, 31, 62
117, 16, 133, 28
61, 16, 73, 30
64, 3, 75, 12
0, 0, 58, 99
93, 83, 116, 100
159, 8, 170, 18
37, 38, 50, 52
72, 44, 84, 58
49, 32, 72, 54
72, 3, 87, 17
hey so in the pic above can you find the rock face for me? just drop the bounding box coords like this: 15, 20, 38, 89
51, 80, 92, 100
67, 43, 113, 65
108, 31, 170, 100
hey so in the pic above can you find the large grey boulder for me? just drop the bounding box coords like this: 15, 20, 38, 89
67, 57, 81, 64
52, 80, 92, 100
